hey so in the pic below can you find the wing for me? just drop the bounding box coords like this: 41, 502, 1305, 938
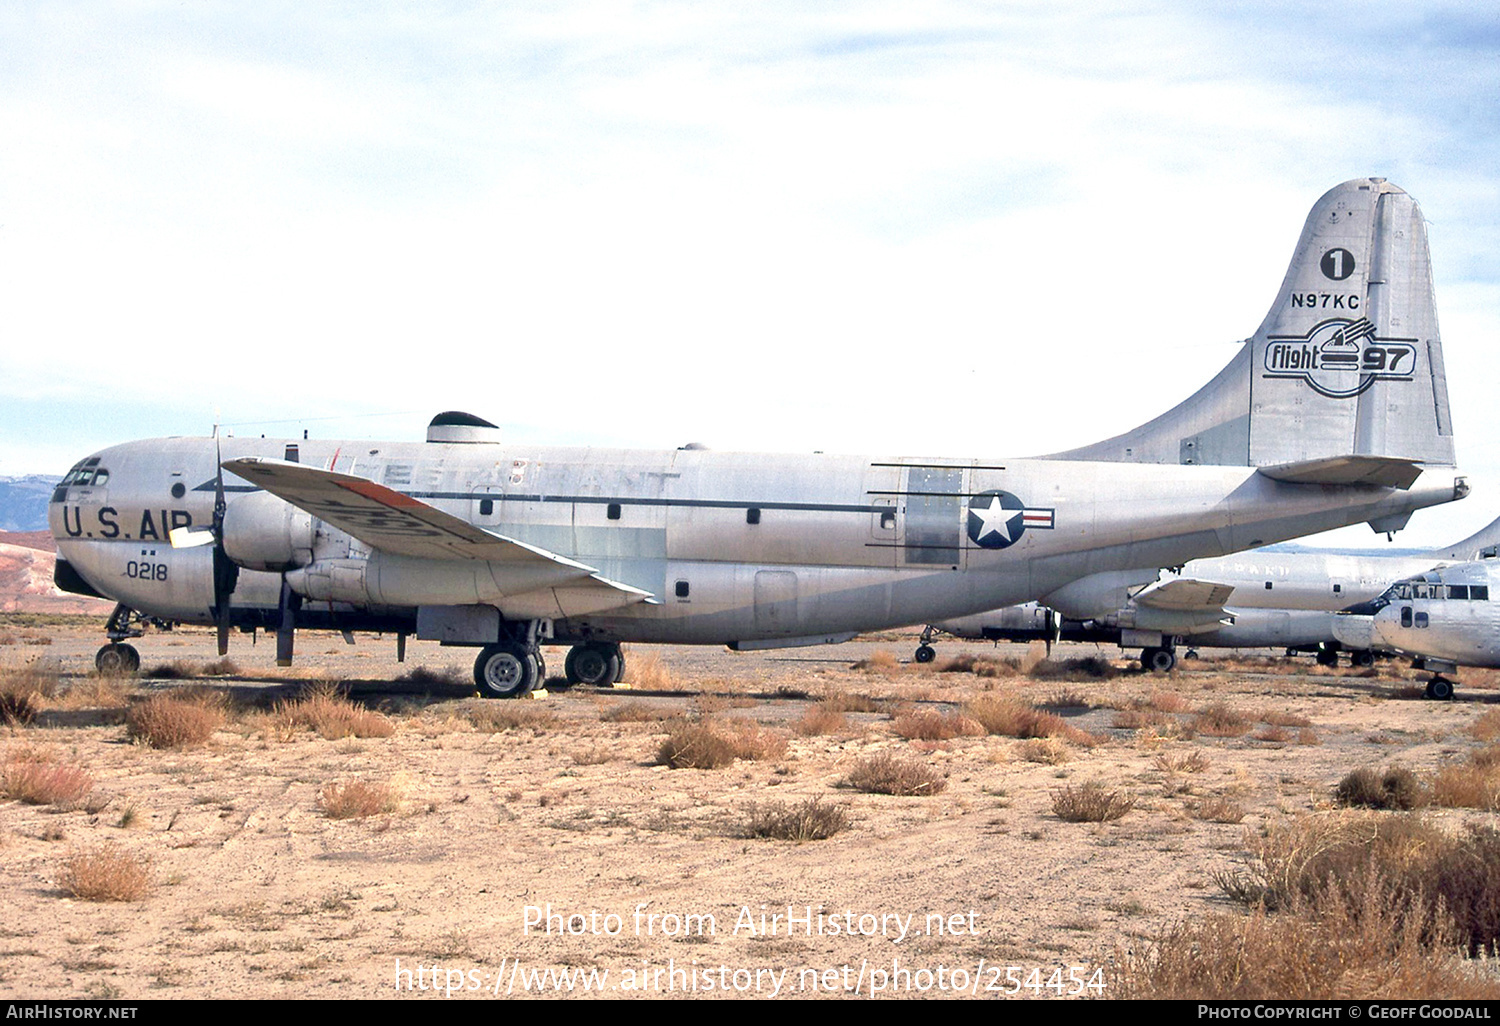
222, 458, 656, 610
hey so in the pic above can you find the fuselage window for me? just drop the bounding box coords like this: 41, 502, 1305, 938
1474, 586, 1489, 601
1447, 585, 1469, 600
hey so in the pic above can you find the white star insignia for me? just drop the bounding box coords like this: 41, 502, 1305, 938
970, 495, 1022, 545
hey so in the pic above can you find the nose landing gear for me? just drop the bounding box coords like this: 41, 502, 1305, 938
94, 603, 163, 674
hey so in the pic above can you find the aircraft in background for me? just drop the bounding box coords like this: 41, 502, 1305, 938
50, 179, 1467, 696
1330, 559, 1500, 699
923, 515, 1500, 674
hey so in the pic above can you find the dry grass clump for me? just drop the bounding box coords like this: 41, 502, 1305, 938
937, 652, 1021, 677
467, 703, 556, 732
1029, 656, 1117, 681
853, 650, 901, 673
845, 752, 947, 796
2, 758, 94, 807
600, 701, 669, 723
1019, 737, 1072, 764
1110, 882, 1500, 999
1192, 702, 1251, 737
126, 693, 225, 749
740, 798, 850, 841
818, 692, 886, 714
1191, 796, 1246, 824
1262, 710, 1313, 728
795, 702, 848, 736
0, 665, 59, 724
1215, 814, 1500, 956
59, 845, 151, 902
1334, 767, 1427, 810
319, 779, 399, 819
143, 658, 241, 679
272, 685, 395, 740
1470, 709, 1500, 743
1431, 746, 1500, 811
1052, 782, 1135, 822
891, 707, 984, 741
963, 696, 1101, 747
1145, 690, 1190, 714
396, 665, 468, 687
1153, 751, 1209, 774
621, 648, 672, 688
656, 718, 787, 769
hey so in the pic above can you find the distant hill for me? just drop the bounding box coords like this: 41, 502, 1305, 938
0, 475, 58, 532
0, 531, 113, 614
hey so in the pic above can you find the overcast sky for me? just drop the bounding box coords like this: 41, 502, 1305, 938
2, 1, 1496, 547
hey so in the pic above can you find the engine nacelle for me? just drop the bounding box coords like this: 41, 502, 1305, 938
222, 490, 314, 572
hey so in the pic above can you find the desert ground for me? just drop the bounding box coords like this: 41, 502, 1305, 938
1, 616, 1498, 1001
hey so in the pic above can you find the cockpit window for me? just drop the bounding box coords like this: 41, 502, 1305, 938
1447, 585, 1469, 600
1474, 586, 1489, 601
59, 460, 108, 488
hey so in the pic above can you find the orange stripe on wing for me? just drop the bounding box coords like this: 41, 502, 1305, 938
338, 478, 426, 509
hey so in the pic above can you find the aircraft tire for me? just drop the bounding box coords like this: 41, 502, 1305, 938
1316, 646, 1339, 667
565, 644, 620, 687
96, 643, 140, 674
1425, 678, 1454, 701
1142, 647, 1176, 673
613, 646, 626, 684
914, 644, 936, 664
474, 644, 537, 699
1352, 650, 1376, 668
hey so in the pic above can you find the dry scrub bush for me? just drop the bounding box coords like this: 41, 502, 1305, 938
965, 696, 1101, 746
468, 704, 556, 732
273, 686, 395, 740
1334, 767, 1427, 810
622, 648, 673, 688
60, 845, 151, 902
126, 694, 224, 748
1052, 782, 1135, 822
2, 759, 94, 806
319, 779, 399, 819
1192, 702, 1251, 737
600, 701, 669, 723
818, 693, 885, 714
656, 718, 785, 769
1191, 796, 1246, 824
143, 658, 241, 679
846, 752, 946, 796
891, 708, 983, 741
1153, 751, 1209, 774
1471, 709, 1500, 743
1146, 691, 1190, 714
1019, 737, 1072, 764
1110, 878, 1500, 1000
795, 702, 847, 736
740, 798, 850, 841
1431, 746, 1500, 811
396, 665, 468, 687
1216, 813, 1500, 955
1262, 710, 1313, 728
0, 665, 59, 724
1029, 656, 1117, 681
937, 653, 1021, 678
853, 650, 901, 673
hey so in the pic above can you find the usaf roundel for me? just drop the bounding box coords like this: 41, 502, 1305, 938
967, 490, 1055, 549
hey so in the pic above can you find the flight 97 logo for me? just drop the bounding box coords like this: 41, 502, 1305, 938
1261, 317, 1418, 399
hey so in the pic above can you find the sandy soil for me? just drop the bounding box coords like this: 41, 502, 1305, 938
0, 621, 1496, 1000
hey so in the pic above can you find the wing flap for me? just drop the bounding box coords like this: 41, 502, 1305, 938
1131, 577, 1235, 613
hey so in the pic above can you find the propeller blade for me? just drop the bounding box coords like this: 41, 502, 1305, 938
275, 578, 301, 667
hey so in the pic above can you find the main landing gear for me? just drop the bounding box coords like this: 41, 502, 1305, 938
94, 603, 165, 674
472, 620, 546, 698
564, 642, 625, 687
1140, 645, 1177, 673
1424, 677, 1455, 701
914, 626, 937, 664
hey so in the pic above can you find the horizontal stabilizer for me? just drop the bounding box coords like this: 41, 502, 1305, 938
1131, 577, 1235, 613
1256, 455, 1422, 488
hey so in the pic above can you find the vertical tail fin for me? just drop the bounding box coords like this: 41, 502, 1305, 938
1049, 179, 1456, 470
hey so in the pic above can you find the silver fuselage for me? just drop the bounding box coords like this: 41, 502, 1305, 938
51, 435, 1465, 648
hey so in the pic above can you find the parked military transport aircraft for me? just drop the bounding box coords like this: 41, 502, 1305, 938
1328, 559, 1500, 699
50, 179, 1467, 696
925, 515, 1500, 674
